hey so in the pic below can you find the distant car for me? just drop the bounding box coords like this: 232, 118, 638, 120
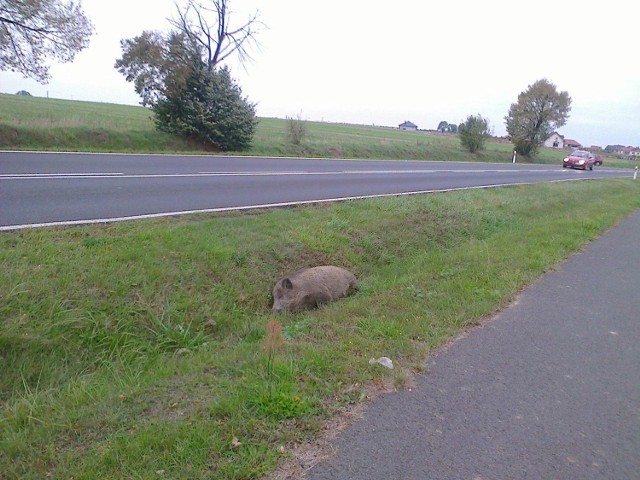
593, 154, 604, 166
563, 150, 596, 170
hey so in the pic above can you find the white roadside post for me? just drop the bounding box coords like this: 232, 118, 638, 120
512, 150, 517, 164
634, 166, 638, 180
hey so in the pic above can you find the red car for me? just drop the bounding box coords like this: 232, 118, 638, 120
563, 150, 596, 170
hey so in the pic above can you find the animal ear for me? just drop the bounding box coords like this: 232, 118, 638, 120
282, 278, 293, 289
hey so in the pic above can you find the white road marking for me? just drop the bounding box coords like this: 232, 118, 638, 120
0, 169, 564, 180
0, 172, 124, 179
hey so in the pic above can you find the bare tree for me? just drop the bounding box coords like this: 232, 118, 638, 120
170, 0, 263, 71
0, 0, 94, 83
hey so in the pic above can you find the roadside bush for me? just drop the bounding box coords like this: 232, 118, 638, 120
286, 112, 306, 146
459, 114, 492, 153
153, 65, 258, 151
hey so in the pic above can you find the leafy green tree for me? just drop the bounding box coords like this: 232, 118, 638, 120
459, 114, 492, 153
115, 0, 261, 151
437, 121, 449, 132
437, 121, 458, 134
0, 0, 94, 83
154, 64, 257, 150
115, 31, 165, 107
505, 79, 571, 156
116, 31, 200, 108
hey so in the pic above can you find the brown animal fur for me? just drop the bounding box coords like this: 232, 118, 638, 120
272, 266, 358, 313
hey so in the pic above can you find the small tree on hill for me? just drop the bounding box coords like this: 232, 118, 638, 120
505, 79, 571, 157
154, 64, 257, 150
436, 121, 458, 133
115, 0, 261, 151
459, 114, 492, 153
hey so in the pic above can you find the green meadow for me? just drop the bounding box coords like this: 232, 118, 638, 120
3, 93, 632, 167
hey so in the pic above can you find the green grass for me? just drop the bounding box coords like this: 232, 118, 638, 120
1, 93, 635, 167
0, 94, 212, 153
1, 179, 639, 479
253, 118, 521, 163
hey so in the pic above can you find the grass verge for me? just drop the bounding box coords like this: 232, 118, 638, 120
1, 179, 639, 478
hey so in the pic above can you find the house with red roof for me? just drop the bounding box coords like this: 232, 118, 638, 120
563, 138, 582, 149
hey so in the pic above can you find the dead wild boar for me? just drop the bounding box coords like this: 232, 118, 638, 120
272, 266, 358, 313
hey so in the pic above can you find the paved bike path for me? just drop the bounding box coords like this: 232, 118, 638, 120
308, 211, 640, 480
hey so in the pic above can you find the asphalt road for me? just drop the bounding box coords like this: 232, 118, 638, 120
0, 151, 632, 230
307, 210, 640, 480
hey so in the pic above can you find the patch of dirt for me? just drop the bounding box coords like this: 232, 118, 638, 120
141, 371, 217, 421
326, 147, 343, 158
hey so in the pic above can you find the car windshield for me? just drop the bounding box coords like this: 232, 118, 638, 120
572, 151, 589, 158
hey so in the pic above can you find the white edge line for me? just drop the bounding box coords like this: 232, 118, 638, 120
0, 149, 561, 167
0, 178, 594, 232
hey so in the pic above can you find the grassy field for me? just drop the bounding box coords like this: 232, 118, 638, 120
0, 93, 205, 153
1, 93, 634, 168
1, 179, 639, 478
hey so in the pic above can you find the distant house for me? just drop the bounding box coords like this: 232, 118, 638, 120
399, 121, 418, 131
544, 132, 564, 148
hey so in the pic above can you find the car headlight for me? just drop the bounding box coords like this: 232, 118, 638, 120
578, 160, 585, 165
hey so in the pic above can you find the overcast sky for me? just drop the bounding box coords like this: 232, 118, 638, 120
1, 0, 638, 148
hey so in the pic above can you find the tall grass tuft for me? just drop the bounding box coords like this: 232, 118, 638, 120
286, 113, 306, 147
262, 319, 286, 397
